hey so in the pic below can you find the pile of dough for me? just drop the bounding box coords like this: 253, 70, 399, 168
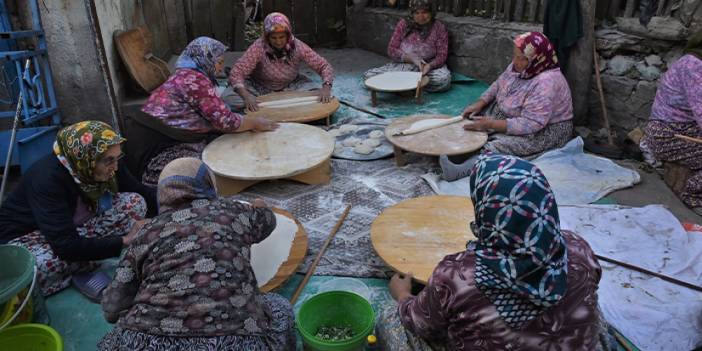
369, 130, 384, 139
353, 138, 381, 155
339, 124, 359, 134
342, 136, 362, 147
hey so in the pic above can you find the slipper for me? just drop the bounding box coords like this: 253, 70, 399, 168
72, 271, 112, 303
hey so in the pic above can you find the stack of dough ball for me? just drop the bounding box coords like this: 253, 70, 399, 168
369, 130, 384, 139
342, 136, 362, 147
353, 138, 381, 155
338, 124, 359, 135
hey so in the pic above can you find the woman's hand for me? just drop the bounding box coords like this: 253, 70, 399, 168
319, 84, 332, 103
463, 116, 494, 131
251, 117, 279, 132
421, 63, 431, 76
462, 100, 487, 118
244, 93, 259, 112
389, 272, 413, 302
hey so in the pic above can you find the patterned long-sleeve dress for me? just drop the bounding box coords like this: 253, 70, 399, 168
376, 231, 613, 351
98, 198, 296, 350
477, 64, 573, 157
641, 54, 702, 208
363, 18, 451, 92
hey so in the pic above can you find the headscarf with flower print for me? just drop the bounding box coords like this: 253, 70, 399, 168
262, 12, 297, 63
406, 0, 436, 39
468, 153, 568, 329
53, 121, 125, 213
513, 32, 560, 80
175, 36, 228, 83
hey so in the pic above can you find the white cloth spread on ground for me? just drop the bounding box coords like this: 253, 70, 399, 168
559, 204, 702, 351
421, 137, 641, 205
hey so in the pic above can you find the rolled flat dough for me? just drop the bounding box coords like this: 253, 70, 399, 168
353, 143, 375, 154
369, 130, 384, 139
339, 124, 359, 134
342, 136, 362, 147
395, 116, 464, 136
251, 213, 297, 287
365, 71, 422, 92
264, 100, 318, 109
259, 96, 318, 107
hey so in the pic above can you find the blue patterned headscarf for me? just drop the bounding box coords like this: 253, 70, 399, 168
468, 154, 568, 329
157, 158, 217, 213
175, 37, 227, 82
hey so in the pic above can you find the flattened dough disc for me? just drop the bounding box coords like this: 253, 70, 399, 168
385, 114, 488, 156
364, 71, 429, 92
371, 196, 476, 283
254, 208, 308, 292
202, 123, 334, 180
245, 91, 340, 123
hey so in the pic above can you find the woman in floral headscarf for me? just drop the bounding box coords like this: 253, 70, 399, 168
0, 121, 157, 296
363, 0, 451, 92
228, 12, 335, 111
134, 36, 278, 186
440, 31, 574, 181
640, 30, 702, 214
377, 154, 613, 351
99, 158, 295, 351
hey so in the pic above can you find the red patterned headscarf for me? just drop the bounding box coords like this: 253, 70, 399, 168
263, 12, 296, 61
513, 32, 560, 79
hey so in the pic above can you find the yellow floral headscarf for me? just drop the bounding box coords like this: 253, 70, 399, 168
53, 121, 125, 211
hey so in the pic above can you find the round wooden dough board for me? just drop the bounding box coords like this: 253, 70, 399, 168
202, 123, 334, 181
385, 114, 488, 156
371, 196, 477, 284
245, 91, 340, 123
259, 208, 308, 293
364, 71, 429, 92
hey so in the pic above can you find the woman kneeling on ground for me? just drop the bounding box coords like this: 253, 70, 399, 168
640, 30, 702, 214
363, 0, 451, 92
441, 32, 573, 181
378, 154, 614, 351
98, 158, 295, 350
0, 121, 156, 297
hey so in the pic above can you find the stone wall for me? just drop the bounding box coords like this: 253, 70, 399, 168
587, 11, 700, 142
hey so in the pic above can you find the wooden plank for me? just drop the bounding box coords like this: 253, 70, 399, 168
210, 0, 234, 47
538, 0, 546, 22
186, 0, 213, 38
663, 0, 675, 16
317, 0, 346, 46
514, 0, 525, 21
233, 0, 246, 50
656, 0, 667, 16
163, 0, 188, 53
141, 0, 171, 58
624, 0, 637, 17
453, 0, 468, 16
607, 0, 624, 19
527, 0, 539, 22
503, 0, 514, 21
291, 0, 315, 45
495, 0, 503, 19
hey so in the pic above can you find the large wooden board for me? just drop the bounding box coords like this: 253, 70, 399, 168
385, 115, 488, 156
260, 208, 308, 293
202, 123, 334, 180
371, 196, 477, 283
114, 26, 170, 92
246, 91, 340, 123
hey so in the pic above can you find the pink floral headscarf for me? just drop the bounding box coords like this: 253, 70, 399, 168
263, 12, 296, 61
513, 32, 560, 79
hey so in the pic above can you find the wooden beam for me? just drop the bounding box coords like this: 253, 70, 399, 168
503, 0, 514, 21
608, 0, 624, 19
656, 0, 667, 16
527, 0, 539, 22
453, 0, 468, 16
514, 0, 525, 21
623, 0, 637, 18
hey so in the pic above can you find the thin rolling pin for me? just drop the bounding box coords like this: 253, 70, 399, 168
290, 205, 352, 304
674, 134, 702, 145
595, 254, 702, 293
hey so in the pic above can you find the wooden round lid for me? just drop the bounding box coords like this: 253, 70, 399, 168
385, 114, 488, 156
371, 196, 477, 283
259, 208, 308, 293
202, 123, 334, 180
364, 71, 430, 92
245, 91, 340, 123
